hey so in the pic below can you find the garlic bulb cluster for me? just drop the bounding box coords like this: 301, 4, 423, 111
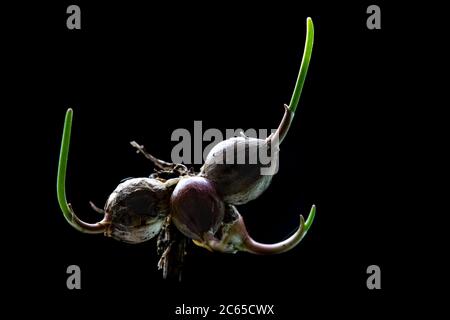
57, 18, 316, 278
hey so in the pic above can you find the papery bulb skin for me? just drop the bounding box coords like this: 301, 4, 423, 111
104, 178, 171, 243
200, 136, 278, 205
170, 176, 225, 241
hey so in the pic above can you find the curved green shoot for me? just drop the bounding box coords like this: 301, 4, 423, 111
288, 17, 314, 114
56, 108, 82, 230
304, 204, 316, 233
57, 108, 107, 234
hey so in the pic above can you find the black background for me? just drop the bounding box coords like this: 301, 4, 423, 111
4, 1, 424, 318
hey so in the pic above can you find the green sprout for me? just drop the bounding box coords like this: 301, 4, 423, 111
305, 204, 316, 233
57, 108, 105, 233
288, 17, 314, 114
56, 108, 77, 229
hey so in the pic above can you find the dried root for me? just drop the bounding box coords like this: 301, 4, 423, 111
157, 216, 188, 281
